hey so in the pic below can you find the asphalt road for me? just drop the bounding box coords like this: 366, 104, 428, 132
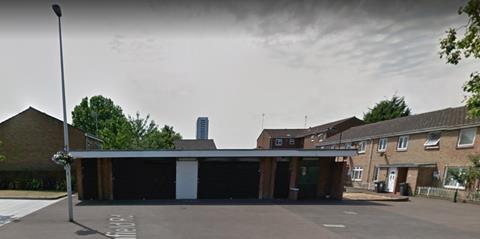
0, 197, 479, 239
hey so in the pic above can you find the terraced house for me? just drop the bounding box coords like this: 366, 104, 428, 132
319, 106, 480, 194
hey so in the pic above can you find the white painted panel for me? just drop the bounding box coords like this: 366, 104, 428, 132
176, 160, 198, 199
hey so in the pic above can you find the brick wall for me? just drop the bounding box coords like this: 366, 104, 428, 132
348, 128, 480, 190
256, 131, 271, 149
0, 108, 87, 171
256, 131, 304, 149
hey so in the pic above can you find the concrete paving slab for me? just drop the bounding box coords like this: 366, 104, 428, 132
0, 198, 63, 227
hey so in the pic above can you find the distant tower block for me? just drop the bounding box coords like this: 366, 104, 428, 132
196, 117, 209, 139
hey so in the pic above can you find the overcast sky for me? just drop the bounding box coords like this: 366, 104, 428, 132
0, 0, 476, 148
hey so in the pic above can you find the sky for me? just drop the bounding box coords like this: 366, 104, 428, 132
0, 0, 477, 148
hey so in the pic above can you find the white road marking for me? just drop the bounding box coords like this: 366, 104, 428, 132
0, 198, 64, 227
344, 211, 358, 215
323, 224, 346, 228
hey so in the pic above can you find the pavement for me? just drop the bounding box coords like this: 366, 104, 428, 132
343, 192, 409, 201
0, 198, 64, 227
0, 197, 480, 239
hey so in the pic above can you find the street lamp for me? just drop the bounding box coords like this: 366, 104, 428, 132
52, 3, 74, 222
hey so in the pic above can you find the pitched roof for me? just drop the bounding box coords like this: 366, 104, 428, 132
174, 139, 217, 150
260, 116, 362, 139
320, 106, 480, 145
300, 117, 363, 137
1, 107, 79, 131
0, 107, 102, 142
261, 128, 306, 139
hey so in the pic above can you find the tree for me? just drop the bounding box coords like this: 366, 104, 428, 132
127, 112, 182, 150
440, 0, 480, 117
72, 95, 131, 149
448, 155, 480, 202
72, 95, 182, 150
363, 96, 411, 123
0, 141, 5, 162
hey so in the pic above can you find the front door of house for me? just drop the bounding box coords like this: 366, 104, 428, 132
387, 168, 397, 192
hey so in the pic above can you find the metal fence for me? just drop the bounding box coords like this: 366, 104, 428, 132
416, 186, 480, 202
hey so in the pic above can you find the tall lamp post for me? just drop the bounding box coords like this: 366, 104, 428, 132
52, 4, 74, 222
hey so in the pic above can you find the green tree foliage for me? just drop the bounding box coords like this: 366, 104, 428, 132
448, 155, 480, 202
363, 96, 411, 123
440, 0, 480, 117
72, 96, 131, 149
72, 95, 182, 150
127, 113, 182, 150
0, 141, 5, 162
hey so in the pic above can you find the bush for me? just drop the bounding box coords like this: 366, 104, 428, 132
0, 171, 76, 191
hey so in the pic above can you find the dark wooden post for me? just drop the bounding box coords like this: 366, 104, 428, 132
75, 158, 84, 200
331, 161, 347, 200
288, 157, 300, 200
97, 158, 113, 200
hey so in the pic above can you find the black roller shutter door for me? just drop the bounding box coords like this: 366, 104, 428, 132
274, 161, 290, 199
112, 158, 176, 200
81, 158, 98, 200
198, 161, 260, 199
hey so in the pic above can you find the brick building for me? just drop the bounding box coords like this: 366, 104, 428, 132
0, 107, 101, 190
319, 106, 480, 194
256, 117, 364, 149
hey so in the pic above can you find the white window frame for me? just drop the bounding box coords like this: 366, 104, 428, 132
288, 138, 296, 145
443, 167, 466, 189
424, 132, 441, 149
310, 135, 315, 142
274, 138, 283, 146
357, 141, 366, 154
378, 138, 387, 152
397, 135, 409, 151
457, 127, 476, 148
345, 143, 353, 149
351, 167, 363, 181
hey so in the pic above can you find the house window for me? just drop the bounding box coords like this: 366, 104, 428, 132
351, 167, 363, 181
318, 133, 325, 142
424, 132, 441, 149
345, 143, 353, 149
357, 141, 366, 154
378, 138, 387, 152
458, 127, 476, 148
289, 138, 296, 145
274, 138, 283, 146
444, 167, 466, 189
310, 135, 315, 142
397, 136, 409, 151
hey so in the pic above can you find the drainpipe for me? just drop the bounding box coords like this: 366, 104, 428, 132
366, 139, 375, 189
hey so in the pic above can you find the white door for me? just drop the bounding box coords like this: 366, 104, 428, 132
176, 160, 198, 199
387, 168, 397, 193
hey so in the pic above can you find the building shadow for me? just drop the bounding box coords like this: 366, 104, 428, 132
76, 198, 391, 207
72, 221, 112, 238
